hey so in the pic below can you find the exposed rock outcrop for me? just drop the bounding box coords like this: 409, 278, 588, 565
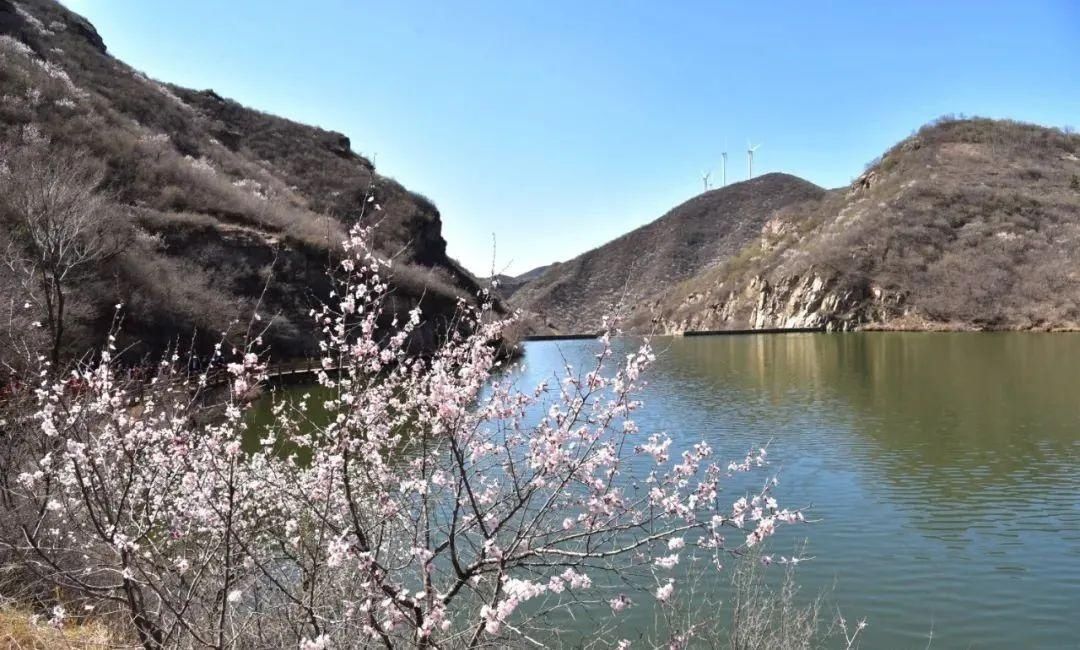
650, 271, 906, 334
68, 12, 105, 53
747, 274, 901, 331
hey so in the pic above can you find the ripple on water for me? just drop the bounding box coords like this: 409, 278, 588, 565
509, 333, 1080, 648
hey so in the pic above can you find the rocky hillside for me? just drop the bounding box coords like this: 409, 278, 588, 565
640, 118, 1080, 333
0, 0, 484, 365
510, 173, 825, 333
487, 264, 552, 300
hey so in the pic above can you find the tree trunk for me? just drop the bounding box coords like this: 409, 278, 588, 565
51, 284, 64, 371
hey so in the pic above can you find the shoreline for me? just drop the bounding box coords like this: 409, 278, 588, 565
523, 325, 1080, 341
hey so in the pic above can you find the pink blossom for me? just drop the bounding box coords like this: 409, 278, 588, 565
609, 594, 632, 613
656, 580, 675, 602
654, 553, 680, 570
3, 223, 800, 647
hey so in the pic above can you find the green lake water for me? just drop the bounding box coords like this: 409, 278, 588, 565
254, 332, 1080, 647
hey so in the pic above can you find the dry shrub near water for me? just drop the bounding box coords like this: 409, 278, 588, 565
726, 560, 823, 650
0, 602, 129, 649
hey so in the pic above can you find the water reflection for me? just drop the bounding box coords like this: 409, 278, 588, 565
653, 333, 1079, 497
513, 333, 1080, 648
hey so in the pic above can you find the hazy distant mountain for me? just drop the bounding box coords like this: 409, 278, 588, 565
509, 173, 825, 332
0, 0, 484, 362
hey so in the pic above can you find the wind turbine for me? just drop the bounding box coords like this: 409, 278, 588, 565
747, 142, 762, 179
701, 170, 712, 192
720, 151, 728, 187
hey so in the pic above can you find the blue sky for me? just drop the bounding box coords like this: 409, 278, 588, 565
62, 1, 1080, 275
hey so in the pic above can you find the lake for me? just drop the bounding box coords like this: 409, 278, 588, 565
514, 332, 1080, 648
253, 332, 1080, 647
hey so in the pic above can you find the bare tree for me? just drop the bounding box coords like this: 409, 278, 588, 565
0, 147, 125, 370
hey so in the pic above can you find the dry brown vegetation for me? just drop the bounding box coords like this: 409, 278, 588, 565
485, 263, 553, 300
510, 173, 825, 333
0, 605, 129, 649
511, 116, 1080, 334
641, 117, 1080, 333
0, 0, 483, 365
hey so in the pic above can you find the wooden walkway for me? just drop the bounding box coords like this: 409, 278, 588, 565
522, 333, 601, 341
523, 327, 824, 342
682, 326, 824, 337
189, 361, 333, 390
262, 360, 341, 384
257, 327, 826, 381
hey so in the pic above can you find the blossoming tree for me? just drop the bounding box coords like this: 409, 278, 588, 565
0, 225, 801, 648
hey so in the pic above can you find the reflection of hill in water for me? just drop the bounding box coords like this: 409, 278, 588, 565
645, 333, 1080, 529
516, 334, 1080, 646
522, 333, 1080, 527
655, 332, 1080, 447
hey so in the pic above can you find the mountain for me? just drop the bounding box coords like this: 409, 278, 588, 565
487, 264, 552, 300
639, 117, 1080, 333
513, 118, 1080, 335
509, 173, 825, 333
0, 0, 485, 365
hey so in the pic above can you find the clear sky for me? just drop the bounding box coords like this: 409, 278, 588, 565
62, 1, 1080, 275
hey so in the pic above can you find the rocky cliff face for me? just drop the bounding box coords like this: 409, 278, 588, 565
748, 274, 900, 330
652, 272, 908, 334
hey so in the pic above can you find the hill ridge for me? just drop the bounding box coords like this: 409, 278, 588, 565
0, 0, 483, 365
627, 118, 1080, 333
510, 172, 825, 333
